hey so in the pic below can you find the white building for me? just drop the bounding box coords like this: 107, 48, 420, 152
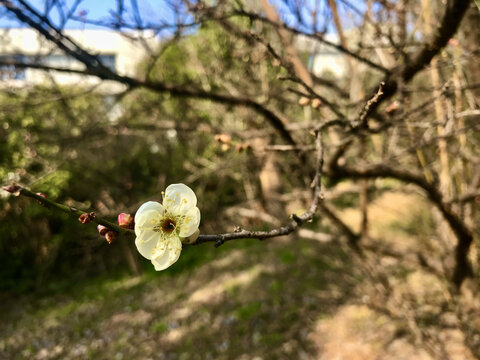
0, 28, 156, 91
296, 33, 349, 79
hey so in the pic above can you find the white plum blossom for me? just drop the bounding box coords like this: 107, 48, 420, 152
134, 183, 200, 270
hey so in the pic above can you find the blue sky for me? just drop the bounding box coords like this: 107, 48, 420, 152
1, 0, 109, 28
0, 0, 363, 35
0, 0, 184, 33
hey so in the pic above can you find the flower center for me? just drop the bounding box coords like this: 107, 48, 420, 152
159, 217, 177, 234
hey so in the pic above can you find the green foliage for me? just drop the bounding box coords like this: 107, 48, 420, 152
235, 301, 262, 320
277, 249, 295, 264
151, 321, 168, 334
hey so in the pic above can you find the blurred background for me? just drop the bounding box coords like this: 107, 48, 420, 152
0, 0, 479, 359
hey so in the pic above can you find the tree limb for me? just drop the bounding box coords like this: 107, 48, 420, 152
361, 0, 472, 121
327, 162, 474, 287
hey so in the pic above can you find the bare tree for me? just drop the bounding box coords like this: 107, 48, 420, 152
1, 0, 478, 291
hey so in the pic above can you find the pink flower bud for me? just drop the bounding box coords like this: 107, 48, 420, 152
312, 98, 322, 108
97, 224, 109, 236
448, 38, 459, 47
2, 184, 22, 196
35, 192, 48, 206
117, 213, 134, 229
385, 100, 400, 115
105, 231, 117, 244
298, 97, 310, 106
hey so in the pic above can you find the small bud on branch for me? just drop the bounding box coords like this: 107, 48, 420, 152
298, 97, 310, 106
79, 212, 95, 224
117, 213, 134, 229
312, 98, 322, 108
35, 192, 48, 207
105, 231, 117, 244
2, 184, 22, 196
385, 100, 400, 115
97, 224, 109, 236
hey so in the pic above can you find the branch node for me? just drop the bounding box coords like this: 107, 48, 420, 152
353, 81, 386, 129
214, 237, 225, 248
290, 213, 302, 224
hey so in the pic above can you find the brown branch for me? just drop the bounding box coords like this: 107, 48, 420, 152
264, 144, 316, 151
0, 62, 297, 146
285, 83, 347, 119
0, 0, 297, 147
259, 0, 313, 87
0, 60, 90, 75
231, 9, 389, 73
360, 0, 472, 121
2, 184, 132, 236
352, 82, 385, 129
327, 162, 474, 288
318, 202, 361, 253
245, 28, 349, 120
3, 0, 117, 79
448, 190, 480, 205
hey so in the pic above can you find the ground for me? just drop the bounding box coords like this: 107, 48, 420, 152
1, 191, 479, 359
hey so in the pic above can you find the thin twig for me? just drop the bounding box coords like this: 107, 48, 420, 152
2, 184, 132, 235
352, 82, 385, 129
193, 130, 325, 246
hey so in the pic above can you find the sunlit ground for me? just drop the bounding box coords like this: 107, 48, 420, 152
1, 191, 478, 359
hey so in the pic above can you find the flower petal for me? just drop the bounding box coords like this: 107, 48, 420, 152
151, 236, 182, 271
178, 206, 201, 237
135, 230, 160, 260
181, 228, 200, 244
135, 201, 164, 216
164, 183, 197, 213
134, 201, 164, 235
151, 248, 170, 271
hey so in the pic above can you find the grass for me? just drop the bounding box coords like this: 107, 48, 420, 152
1, 236, 358, 359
